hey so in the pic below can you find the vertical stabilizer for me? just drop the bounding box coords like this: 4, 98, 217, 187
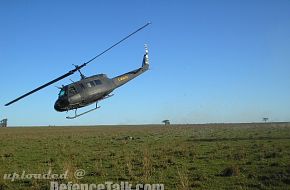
142, 44, 149, 68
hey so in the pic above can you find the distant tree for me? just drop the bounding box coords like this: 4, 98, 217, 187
162, 120, 170, 125
262, 117, 269, 123
0, 119, 8, 128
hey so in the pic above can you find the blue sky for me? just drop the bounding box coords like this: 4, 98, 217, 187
0, 0, 290, 126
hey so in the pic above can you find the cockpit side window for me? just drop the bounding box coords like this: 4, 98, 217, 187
69, 86, 77, 95
80, 83, 85, 89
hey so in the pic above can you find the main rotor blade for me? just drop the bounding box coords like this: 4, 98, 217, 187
84, 22, 151, 65
4, 65, 85, 106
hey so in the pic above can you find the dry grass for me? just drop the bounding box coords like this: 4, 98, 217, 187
0, 123, 290, 189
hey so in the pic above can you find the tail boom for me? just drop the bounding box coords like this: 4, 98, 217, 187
112, 45, 149, 88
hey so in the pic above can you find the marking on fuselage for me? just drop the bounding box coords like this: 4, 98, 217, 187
118, 75, 129, 82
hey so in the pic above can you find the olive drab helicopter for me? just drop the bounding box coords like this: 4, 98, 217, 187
5, 22, 151, 119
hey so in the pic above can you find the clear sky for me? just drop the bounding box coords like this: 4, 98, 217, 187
1, 0, 290, 126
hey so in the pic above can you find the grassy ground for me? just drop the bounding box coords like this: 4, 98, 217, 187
0, 123, 290, 189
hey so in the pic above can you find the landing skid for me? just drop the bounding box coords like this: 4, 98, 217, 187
66, 94, 114, 119
66, 103, 100, 119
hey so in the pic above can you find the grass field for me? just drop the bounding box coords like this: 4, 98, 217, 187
0, 123, 290, 189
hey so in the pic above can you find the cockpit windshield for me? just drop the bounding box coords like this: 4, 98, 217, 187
58, 89, 66, 97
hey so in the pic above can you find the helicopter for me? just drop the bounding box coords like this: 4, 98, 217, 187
5, 22, 151, 119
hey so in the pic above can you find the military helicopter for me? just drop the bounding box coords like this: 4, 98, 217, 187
5, 22, 151, 119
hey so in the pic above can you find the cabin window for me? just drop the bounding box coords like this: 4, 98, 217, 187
69, 86, 77, 95
87, 81, 95, 88
94, 80, 102, 85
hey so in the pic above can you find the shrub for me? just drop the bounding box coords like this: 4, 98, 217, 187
220, 165, 240, 177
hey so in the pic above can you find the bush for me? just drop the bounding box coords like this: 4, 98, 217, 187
220, 165, 240, 177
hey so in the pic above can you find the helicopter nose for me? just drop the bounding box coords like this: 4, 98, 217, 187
54, 99, 69, 112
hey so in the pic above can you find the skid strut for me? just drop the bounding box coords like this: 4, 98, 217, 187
66, 103, 100, 119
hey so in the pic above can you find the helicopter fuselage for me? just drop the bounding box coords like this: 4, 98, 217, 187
54, 51, 149, 112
